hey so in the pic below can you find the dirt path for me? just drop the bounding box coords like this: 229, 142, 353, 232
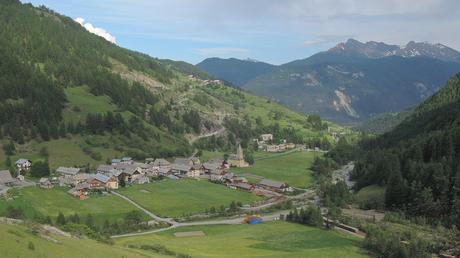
188, 127, 226, 144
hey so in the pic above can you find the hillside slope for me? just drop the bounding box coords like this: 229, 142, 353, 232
0, 1, 340, 170
351, 73, 460, 228
243, 39, 460, 124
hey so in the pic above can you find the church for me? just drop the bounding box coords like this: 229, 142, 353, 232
227, 144, 249, 167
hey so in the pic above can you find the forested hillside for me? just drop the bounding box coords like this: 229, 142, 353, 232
0, 1, 340, 169
351, 73, 460, 228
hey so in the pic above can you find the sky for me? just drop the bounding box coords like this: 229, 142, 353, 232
22, 0, 460, 65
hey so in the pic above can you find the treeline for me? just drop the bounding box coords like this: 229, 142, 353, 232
350, 75, 460, 228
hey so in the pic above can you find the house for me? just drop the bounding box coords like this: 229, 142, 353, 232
188, 164, 203, 178
15, 159, 32, 171
158, 167, 171, 176
261, 134, 273, 142
202, 162, 225, 175
68, 183, 90, 200
0, 170, 16, 186
39, 178, 53, 189
227, 144, 249, 167
145, 158, 154, 164
88, 173, 118, 189
114, 164, 143, 183
259, 179, 288, 192
266, 145, 280, 152
56, 167, 81, 178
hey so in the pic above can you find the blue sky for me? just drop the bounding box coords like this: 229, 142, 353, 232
22, 0, 460, 65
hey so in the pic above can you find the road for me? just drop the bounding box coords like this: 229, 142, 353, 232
111, 211, 289, 238
111, 191, 178, 225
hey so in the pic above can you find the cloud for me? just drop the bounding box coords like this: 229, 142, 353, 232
196, 47, 249, 56
74, 17, 116, 44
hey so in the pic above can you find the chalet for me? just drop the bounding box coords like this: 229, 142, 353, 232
56, 167, 81, 178
114, 163, 143, 183
88, 173, 118, 189
145, 158, 154, 164
188, 164, 203, 178
259, 179, 288, 192
68, 183, 90, 200
227, 144, 249, 167
39, 178, 53, 189
15, 159, 32, 171
0, 170, 15, 186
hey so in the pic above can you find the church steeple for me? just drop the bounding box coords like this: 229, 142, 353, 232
237, 144, 244, 160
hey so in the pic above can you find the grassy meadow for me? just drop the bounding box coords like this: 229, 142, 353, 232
231, 150, 321, 188
116, 179, 263, 218
116, 221, 370, 258
0, 187, 148, 225
0, 223, 168, 258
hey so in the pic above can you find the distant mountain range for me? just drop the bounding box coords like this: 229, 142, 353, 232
198, 39, 460, 124
196, 57, 276, 86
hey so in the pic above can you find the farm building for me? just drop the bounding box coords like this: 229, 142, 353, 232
259, 179, 288, 192
89, 173, 118, 189
56, 167, 81, 177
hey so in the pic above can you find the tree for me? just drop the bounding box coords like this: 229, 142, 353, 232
5, 156, 11, 167
85, 214, 95, 229
124, 211, 142, 225
56, 212, 66, 225
385, 169, 406, 209
5, 206, 24, 219
30, 160, 50, 178
3, 141, 15, 155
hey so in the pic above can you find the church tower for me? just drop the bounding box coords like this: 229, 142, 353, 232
236, 144, 244, 161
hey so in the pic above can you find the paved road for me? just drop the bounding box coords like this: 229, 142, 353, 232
112, 211, 289, 238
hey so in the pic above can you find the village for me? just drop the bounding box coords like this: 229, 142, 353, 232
0, 134, 302, 204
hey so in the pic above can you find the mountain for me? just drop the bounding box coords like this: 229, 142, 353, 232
243, 39, 460, 124
196, 57, 276, 86
0, 1, 339, 169
351, 73, 460, 228
330, 38, 460, 62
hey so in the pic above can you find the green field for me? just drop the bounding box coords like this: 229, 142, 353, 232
117, 221, 369, 258
0, 223, 168, 258
0, 187, 147, 225
231, 151, 321, 188
117, 180, 263, 218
